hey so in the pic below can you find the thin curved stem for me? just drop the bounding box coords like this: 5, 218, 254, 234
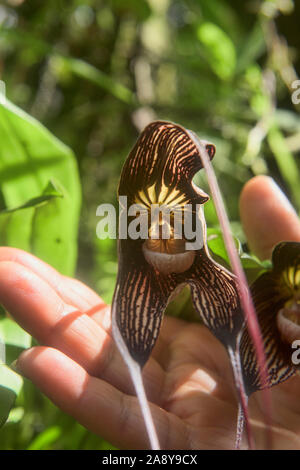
186, 130, 273, 449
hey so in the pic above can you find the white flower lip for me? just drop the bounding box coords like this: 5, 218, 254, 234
277, 304, 300, 344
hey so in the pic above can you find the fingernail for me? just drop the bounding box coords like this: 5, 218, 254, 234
267, 177, 297, 214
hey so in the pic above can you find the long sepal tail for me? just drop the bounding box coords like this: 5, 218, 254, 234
188, 250, 253, 448
112, 297, 160, 450
228, 344, 254, 449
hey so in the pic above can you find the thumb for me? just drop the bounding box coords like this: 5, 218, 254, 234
239, 175, 300, 260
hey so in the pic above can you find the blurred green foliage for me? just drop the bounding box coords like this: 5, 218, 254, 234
0, 0, 299, 450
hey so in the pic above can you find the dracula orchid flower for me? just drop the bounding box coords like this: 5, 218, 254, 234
111, 121, 270, 450
240, 241, 300, 394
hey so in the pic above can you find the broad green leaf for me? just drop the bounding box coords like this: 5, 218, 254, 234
0, 365, 23, 428
0, 97, 81, 276
197, 22, 236, 80
0, 98, 81, 428
30, 179, 77, 271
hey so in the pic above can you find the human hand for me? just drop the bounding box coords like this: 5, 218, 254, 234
1, 175, 300, 449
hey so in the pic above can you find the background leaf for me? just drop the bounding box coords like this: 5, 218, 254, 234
0, 180, 63, 214
197, 22, 236, 80
0, 365, 23, 428
0, 98, 81, 275
0, 98, 81, 429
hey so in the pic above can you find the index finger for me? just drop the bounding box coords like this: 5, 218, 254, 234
239, 176, 300, 260
0, 246, 105, 312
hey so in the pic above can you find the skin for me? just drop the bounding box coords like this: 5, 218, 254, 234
1, 175, 300, 450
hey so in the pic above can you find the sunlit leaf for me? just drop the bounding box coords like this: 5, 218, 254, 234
6, 406, 24, 424
0, 180, 62, 214
0, 98, 81, 276
27, 425, 62, 450
197, 22, 236, 80
0, 97, 81, 428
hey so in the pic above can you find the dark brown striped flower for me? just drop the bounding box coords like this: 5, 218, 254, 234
240, 241, 300, 396
112, 121, 244, 367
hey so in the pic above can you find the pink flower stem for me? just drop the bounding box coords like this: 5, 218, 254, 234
186, 130, 273, 449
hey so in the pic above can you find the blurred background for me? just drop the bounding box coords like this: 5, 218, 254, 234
0, 0, 299, 450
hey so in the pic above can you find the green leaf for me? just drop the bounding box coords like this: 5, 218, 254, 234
0, 97, 81, 428
30, 179, 78, 273
268, 125, 300, 209
197, 0, 242, 42
241, 253, 271, 284
0, 98, 81, 276
0, 180, 62, 214
207, 227, 241, 265
207, 228, 269, 283
236, 22, 266, 73
0, 317, 31, 365
0, 365, 23, 428
197, 22, 236, 80
27, 425, 62, 450
54, 56, 135, 105
0, 316, 30, 428
165, 286, 190, 317
6, 406, 24, 424
165, 286, 199, 323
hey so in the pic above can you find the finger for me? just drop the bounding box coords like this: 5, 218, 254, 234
0, 261, 164, 401
17, 346, 190, 450
0, 260, 107, 365
239, 176, 300, 260
61, 275, 108, 320
0, 247, 105, 313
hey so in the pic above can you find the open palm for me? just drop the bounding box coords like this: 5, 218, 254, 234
1, 175, 300, 449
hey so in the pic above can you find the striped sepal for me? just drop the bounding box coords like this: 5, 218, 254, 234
112, 241, 177, 366
112, 246, 244, 367
187, 248, 244, 348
